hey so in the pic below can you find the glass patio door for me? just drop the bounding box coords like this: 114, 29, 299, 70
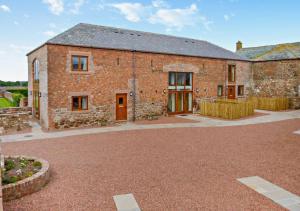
168, 91, 193, 114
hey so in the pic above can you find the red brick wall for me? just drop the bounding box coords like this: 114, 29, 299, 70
45, 44, 251, 129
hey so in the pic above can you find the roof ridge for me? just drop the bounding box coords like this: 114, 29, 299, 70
77, 23, 208, 43
240, 41, 300, 51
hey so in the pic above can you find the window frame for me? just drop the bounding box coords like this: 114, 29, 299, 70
168, 72, 193, 90
71, 55, 89, 72
228, 65, 236, 82
72, 96, 89, 111
217, 85, 223, 97
238, 85, 244, 96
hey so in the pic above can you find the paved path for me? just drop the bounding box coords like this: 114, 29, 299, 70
238, 176, 300, 210
1, 110, 299, 143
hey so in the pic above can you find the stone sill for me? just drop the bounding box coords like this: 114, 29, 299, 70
68, 71, 94, 75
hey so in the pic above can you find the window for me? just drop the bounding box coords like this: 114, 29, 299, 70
238, 85, 244, 96
217, 85, 223, 97
72, 56, 88, 71
228, 65, 236, 82
118, 97, 124, 105
33, 59, 39, 81
168, 72, 193, 90
72, 96, 88, 111
169, 72, 176, 86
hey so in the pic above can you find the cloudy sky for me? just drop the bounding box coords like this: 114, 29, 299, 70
1, 0, 300, 81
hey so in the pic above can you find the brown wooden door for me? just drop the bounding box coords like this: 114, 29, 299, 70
116, 94, 127, 120
227, 85, 236, 99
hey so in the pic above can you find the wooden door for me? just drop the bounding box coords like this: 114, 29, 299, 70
227, 85, 236, 99
116, 94, 127, 120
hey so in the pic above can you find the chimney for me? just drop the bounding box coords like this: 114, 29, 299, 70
236, 41, 243, 51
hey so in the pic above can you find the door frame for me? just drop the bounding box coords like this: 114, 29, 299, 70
116, 93, 128, 121
168, 90, 193, 115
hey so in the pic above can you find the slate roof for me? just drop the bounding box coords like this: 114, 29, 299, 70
43, 23, 246, 61
236, 42, 300, 61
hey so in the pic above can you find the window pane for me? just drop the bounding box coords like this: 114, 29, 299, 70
177, 92, 183, 112
185, 92, 193, 112
80, 57, 88, 71
228, 65, 236, 82
185, 73, 192, 90
238, 86, 244, 96
72, 57, 79, 70
169, 72, 175, 86
177, 73, 185, 86
185, 73, 192, 86
218, 85, 223, 96
81, 96, 88, 110
168, 93, 176, 112
189, 93, 192, 111
72, 97, 79, 110
118, 97, 124, 105
34, 60, 39, 81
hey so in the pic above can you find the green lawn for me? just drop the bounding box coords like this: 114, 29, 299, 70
0, 98, 14, 108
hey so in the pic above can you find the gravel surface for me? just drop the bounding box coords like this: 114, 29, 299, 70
2, 119, 300, 211
134, 116, 199, 125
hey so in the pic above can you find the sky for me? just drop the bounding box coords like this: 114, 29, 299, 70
0, 0, 300, 81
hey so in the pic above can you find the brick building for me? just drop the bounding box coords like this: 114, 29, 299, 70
28, 23, 298, 130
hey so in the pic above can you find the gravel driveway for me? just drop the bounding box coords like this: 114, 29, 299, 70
2, 119, 300, 211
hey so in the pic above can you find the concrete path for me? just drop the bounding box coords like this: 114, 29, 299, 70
113, 194, 141, 211
238, 176, 300, 210
1, 110, 299, 143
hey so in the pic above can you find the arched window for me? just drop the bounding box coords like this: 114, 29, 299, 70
33, 59, 39, 81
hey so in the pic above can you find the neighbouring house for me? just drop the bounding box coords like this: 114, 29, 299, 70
236, 41, 300, 108
27, 23, 298, 130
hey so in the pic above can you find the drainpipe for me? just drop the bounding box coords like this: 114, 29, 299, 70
131, 50, 136, 121
224, 64, 227, 98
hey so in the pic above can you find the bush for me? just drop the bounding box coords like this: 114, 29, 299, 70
5, 159, 15, 171
7, 89, 28, 97
12, 93, 23, 107
2, 175, 18, 185
33, 161, 42, 168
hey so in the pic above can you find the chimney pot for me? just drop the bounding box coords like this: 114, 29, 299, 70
236, 41, 243, 51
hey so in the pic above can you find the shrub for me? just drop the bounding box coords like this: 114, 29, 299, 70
2, 175, 18, 185
33, 161, 42, 168
12, 93, 23, 107
5, 159, 15, 171
7, 89, 28, 97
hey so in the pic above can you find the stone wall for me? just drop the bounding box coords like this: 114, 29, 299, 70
52, 105, 113, 129
135, 102, 166, 120
0, 107, 31, 132
252, 60, 300, 97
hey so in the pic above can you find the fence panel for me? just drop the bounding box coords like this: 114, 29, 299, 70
200, 100, 254, 120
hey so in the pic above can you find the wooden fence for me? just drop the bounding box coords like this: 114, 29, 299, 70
200, 100, 254, 120
250, 97, 289, 111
